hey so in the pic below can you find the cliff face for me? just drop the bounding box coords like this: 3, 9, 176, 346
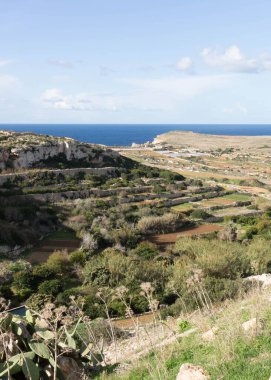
0, 131, 123, 170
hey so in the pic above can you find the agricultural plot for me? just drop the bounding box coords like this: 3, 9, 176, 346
149, 224, 224, 246
213, 207, 261, 218
26, 230, 80, 264
172, 192, 251, 212
197, 193, 251, 208
172, 202, 198, 212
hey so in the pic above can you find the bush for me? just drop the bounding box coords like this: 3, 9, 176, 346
131, 294, 149, 314
137, 213, 180, 234
130, 241, 159, 260
32, 263, 57, 280
109, 299, 126, 317
56, 288, 81, 305
112, 227, 140, 248
69, 250, 88, 266
46, 250, 71, 273
12, 271, 37, 298
38, 279, 63, 296
178, 319, 192, 333
25, 293, 53, 310
190, 209, 211, 220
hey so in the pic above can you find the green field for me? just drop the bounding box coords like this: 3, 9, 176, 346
172, 202, 198, 212
43, 229, 78, 240
221, 193, 251, 202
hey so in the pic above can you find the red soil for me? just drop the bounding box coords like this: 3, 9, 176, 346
150, 224, 223, 246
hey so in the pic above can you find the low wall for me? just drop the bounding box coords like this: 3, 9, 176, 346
1, 185, 153, 203
0, 166, 123, 186
163, 191, 231, 207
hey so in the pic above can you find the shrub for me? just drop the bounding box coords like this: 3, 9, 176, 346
190, 209, 211, 220
69, 250, 88, 266
137, 213, 180, 234
32, 263, 57, 280
12, 271, 37, 298
178, 319, 192, 333
112, 227, 140, 248
130, 241, 159, 260
46, 250, 71, 273
25, 293, 53, 310
131, 294, 149, 314
38, 279, 63, 296
108, 299, 126, 317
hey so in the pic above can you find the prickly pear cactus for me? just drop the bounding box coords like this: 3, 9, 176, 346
0, 300, 94, 379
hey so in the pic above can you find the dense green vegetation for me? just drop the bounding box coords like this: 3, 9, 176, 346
2, 157, 271, 322
1, 229, 271, 321
2, 132, 271, 379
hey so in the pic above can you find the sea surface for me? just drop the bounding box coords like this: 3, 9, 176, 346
1, 124, 271, 146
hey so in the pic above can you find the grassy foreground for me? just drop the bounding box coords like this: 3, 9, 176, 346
98, 287, 271, 380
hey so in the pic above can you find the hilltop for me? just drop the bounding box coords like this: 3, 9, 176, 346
0, 130, 131, 170
153, 130, 271, 150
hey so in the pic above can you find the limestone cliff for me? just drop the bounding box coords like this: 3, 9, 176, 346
0, 130, 127, 170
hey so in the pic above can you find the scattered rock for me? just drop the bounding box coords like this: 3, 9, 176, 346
176, 363, 210, 380
242, 317, 262, 335
202, 326, 218, 342
244, 274, 271, 288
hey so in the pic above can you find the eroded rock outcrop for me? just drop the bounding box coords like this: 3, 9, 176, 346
242, 317, 262, 335
0, 130, 125, 170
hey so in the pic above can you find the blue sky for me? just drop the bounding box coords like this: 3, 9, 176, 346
1, 0, 271, 123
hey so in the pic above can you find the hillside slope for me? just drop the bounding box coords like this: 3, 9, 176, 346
100, 285, 271, 380
0, 130, 133, 170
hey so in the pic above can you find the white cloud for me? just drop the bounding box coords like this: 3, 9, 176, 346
223, 102, 248, 115
0, 59, 12, 67
48, 59, 74, 68
41, 88, 119, 111
201, 45, 259, 73
261, 54, 271, 70
177, 57, 193, 73
0, 75, 20, 92
41, 74, 229, 112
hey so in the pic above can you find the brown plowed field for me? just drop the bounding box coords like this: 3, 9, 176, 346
150, 224, 223, 246
199, 198, 235, 207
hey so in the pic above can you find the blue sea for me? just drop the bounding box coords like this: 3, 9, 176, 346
1, 124, 271, 146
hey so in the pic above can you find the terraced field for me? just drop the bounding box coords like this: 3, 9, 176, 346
213, 207, 261, 218
26, 230, 80, 264
172, 192, 251, 212
149, 224, 224, 247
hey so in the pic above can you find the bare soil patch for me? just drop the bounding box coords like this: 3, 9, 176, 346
150, 224, 223, 246
199, 198, 235, 207
112, 312, 157, 329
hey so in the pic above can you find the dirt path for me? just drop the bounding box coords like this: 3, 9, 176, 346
150, 224, 223, 246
